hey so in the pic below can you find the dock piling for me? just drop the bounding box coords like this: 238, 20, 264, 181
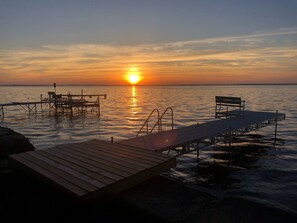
275, 110, 278, 139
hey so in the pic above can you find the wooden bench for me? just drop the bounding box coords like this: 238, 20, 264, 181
215, 96, 246, 118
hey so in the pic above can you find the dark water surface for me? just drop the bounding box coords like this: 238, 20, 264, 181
1, 85, 297, 215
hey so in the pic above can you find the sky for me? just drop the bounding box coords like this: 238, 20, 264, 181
0, 0, 297, 85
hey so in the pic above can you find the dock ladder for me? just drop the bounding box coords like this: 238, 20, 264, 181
136, 107, 174, 137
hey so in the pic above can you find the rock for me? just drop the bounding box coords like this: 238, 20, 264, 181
0, 127, 35, 158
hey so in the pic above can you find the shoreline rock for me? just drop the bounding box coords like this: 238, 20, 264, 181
0, 126, 35, 172
0, 126, 35, 158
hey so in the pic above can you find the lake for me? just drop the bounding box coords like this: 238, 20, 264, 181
1, 85, 297, 215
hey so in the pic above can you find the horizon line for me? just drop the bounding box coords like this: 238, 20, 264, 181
1, 83, 297, 87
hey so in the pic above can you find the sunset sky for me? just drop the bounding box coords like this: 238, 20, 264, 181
1, 0, 297, 85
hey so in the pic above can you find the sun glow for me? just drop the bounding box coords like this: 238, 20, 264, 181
125, 67, 142, 85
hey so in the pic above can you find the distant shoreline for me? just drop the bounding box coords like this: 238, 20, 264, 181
1, 83, 297, 87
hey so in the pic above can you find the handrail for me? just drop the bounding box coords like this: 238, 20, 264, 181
136, 109, 160, 137
150, 107, 173, 134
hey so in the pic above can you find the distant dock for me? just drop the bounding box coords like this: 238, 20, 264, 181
42, 92, 107, 116
0, 101, 49, 118
0, 91, 107, 118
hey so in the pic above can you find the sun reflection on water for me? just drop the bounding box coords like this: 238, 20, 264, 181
129, 86, 141, 124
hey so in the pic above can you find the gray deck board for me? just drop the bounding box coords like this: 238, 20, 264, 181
51, 146, 134, 177
10, 140, 176, 202
60, 144, 146, 172
43, 149, 126, 180
12, 154, 87, 196
37, 150, 115, 185
78, 143, 159, 167
118, 111, 285, 152
91, 140, 169, 162
83, 140, 164, 164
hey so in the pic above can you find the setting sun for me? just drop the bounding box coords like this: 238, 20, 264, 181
127, 74, 140, 84
125, 67, 142, 85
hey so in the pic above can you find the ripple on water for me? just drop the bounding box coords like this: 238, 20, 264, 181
1, 85, 297, 215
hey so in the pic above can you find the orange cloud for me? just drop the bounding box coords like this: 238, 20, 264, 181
0, 28, 297, 85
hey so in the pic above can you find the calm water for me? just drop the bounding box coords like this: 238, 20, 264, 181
1, 85, 297, 215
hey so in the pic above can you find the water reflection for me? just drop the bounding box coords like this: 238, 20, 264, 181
167, 134, 277, 189
1, 85, 297, 214
128, 86, 141, 124
132, 85, 136, 98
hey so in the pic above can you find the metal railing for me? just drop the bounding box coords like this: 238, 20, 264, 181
136, 107, 174, 137
136, 109, 160, 137
150, 107, 173, 134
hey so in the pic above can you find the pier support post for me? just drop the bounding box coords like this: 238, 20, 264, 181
196, 142, 200, 159
0, 106, 4, 118
98, 97, 101, 116
274, 110, 278, 139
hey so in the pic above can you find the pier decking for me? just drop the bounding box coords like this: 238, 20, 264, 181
118, 110, 285, 154
9, 140, 176, 203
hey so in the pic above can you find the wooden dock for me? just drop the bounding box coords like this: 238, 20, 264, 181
43, 94, 107, 116
9, 140, 176, 203
118, 110, 286, 155
0, 101, 49, 117
0, 93, 107, 118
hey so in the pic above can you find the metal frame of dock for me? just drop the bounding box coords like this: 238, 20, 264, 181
0, 93, 107, 119
42, 94, 107, 116
0, 101, 49, 118
118, 110, 285, 157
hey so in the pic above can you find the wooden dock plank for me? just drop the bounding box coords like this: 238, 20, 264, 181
68, 142, 151, 169
32, 151, 108, 187
83, 140, 166, 163
92, 140, 169, 162
71, 142, 156, 168
58, 145, 144, 173
20, 152, 98, 192
43, 149, 127, 180
38, 150, 117, 184
10, 140, 176, 202
84, 155, 176, 201
10, 154, 87, 196
51, 146, 134, 177
79, 143, 158, 166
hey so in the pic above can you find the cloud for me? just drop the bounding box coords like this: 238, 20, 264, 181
0, 28, 297, 84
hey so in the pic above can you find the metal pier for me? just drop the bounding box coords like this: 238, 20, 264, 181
118, 110, 285, 157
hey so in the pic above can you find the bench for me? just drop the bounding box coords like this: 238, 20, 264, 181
215, 96, 246, 118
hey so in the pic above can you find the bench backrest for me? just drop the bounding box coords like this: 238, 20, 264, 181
48, 92, 56, 99
215, 96, 242, 105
